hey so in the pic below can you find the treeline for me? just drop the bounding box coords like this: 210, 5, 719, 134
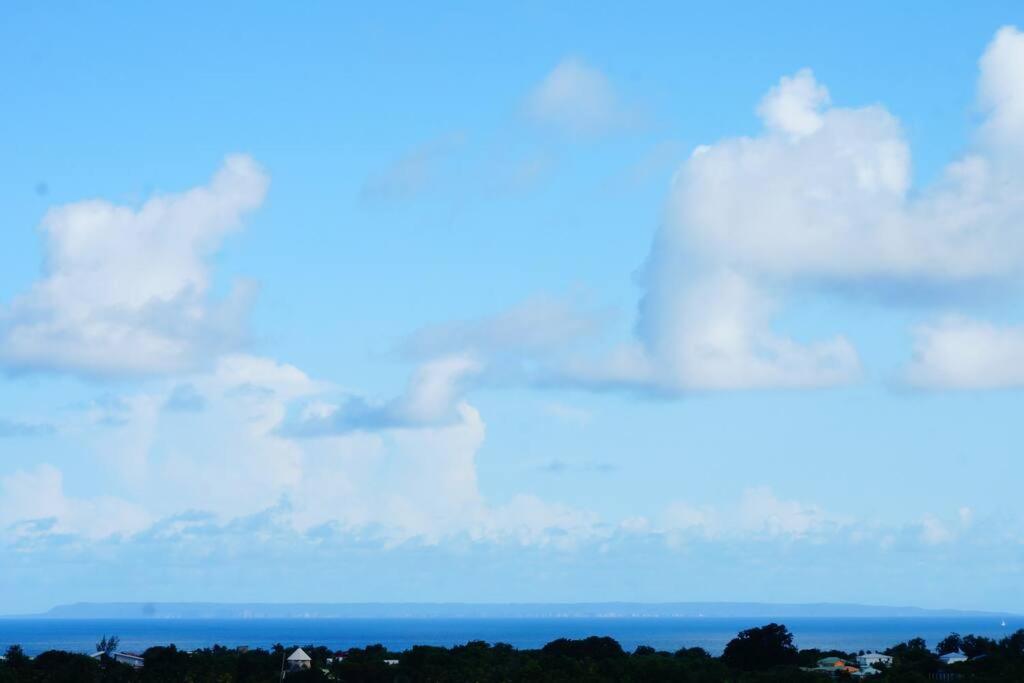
2, 623, 1023, 682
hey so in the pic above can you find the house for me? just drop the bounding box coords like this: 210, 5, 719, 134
112, 652, 145, 668
816, 657, 860, 675
287, 648, 312, 671
90, 650, 144, 668
856, 652, 893, 668
939, 649, 968, 664
384, 658, 399, 666
856, 652, 892, 667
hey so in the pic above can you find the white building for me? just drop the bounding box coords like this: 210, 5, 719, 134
856, 652, 892, 668
112, 652, 145, 668
939, 649, 968, 665
287, 648, 312, 671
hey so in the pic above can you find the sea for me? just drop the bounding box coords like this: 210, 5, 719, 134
0, 617, 1016, 657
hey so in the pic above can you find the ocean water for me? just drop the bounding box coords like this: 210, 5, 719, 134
0, 617, 1016, 657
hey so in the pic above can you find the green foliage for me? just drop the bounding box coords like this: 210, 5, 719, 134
2, 646, 29, 670
936, 632, 963, 655
721, 623, 799, 670
95, 636, 120, 657
542, 636, 626, 661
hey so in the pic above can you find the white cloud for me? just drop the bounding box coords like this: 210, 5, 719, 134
0, 464, 150, 540
560, 268, 859, 392
918, 508, 973, 546
979, 26, 1024, 146
663, 501, 714, 534
663, 28, 1024, 286
736, 487, 828, 538
905, 316, 1024, 388
360, 132, 465, 203
0, 353, 600, 548
661, 487, 831, 541
557, 26, 1024, 393
756, 68, 831, 138
290, 402, 490, 542
665, 497, 975, 550
0, 155, 268, 377
290, 355, 481, 434
393, 356, 481, 425
525, 57, 632, 136
662, 71, 910, 282
622, 269, 859, 390
213, 353, 324, 401
479, 494, 600, 548
920, 515, 953, 545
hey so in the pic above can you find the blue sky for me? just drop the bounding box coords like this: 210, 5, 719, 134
3, 2, 1024, 614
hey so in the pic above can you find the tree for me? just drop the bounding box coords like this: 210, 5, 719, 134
2, 645, 29, 670
541, 636, 626, 661
961, 634, 996, 658
884, 638, 940, 678
1, 647, 29, 671
96, 634, 120, 656
936, 633, 963, 655
721, 623, 799, 670
32, 650, 102, 682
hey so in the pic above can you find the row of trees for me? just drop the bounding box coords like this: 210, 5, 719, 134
2, 624, 1023, 682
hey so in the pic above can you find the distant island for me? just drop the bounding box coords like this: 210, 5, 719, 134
17, 601, 1017, 620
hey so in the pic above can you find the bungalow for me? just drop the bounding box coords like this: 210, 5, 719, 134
816, 657, 860, 675
856, 652, 893, 668
287, 648, 312, 671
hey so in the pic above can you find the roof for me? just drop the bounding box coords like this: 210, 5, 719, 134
287, 648, 312, 662
114, 652, 144, 661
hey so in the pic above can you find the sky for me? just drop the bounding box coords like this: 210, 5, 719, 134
2, 2, 1024, 615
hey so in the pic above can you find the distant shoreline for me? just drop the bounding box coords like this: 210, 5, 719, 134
9, 602, 1018, 620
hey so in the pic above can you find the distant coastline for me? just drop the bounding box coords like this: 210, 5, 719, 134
10, 602, 1018, 620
